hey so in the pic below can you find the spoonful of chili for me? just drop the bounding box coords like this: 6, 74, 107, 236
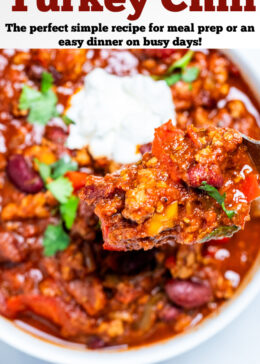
81, 121, 260, 251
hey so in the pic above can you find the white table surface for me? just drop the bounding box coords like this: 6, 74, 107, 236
0, 291, 259, 364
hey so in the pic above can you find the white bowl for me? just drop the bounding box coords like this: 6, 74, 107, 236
0, 50, 260, 364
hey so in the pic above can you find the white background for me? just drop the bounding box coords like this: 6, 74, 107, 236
0, 291, 259, 364
0, 0, 260, 48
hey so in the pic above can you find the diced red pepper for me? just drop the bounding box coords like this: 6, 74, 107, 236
152, 120, 183, 181
152, 120, 178, 159
6, 295, 66, 325
240, 173, 260, 202
66, 171, 88, 190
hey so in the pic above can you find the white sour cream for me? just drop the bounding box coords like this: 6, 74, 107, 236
66, 68, 176, 164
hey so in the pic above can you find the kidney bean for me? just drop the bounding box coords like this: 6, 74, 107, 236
45, 126, 68, 144
159, 304, 180, 322
48, 65, 62, 83
7, 154, 44, 194
165, 280, 212, 309
28, 64, 45, 81
188, 164, 223, 188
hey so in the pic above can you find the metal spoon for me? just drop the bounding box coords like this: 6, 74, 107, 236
242, 134, 260, 173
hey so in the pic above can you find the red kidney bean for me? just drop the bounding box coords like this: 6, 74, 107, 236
188, 164, 223, 188
165, 280, 212, 309
48, 65, 62, 83
28, 64, 45, 80
45, 126, 68, 144
159, 304, 180, 322
7, 154, 44, 194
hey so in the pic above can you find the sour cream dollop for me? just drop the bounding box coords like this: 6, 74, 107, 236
66, 68, 176, 164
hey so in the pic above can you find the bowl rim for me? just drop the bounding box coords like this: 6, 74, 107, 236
0, 49, 260, 364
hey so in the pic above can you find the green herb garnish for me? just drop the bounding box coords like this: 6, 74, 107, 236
19, 72, 58, 125
47, 176, 73, 204
60, 195, 79, 230
168, 50, 195, 73
62, 115, 75, 126
19, 72, 75, 127
182, 66, 200, 83
164, 73, 182, 87
24, 75, 79, 257
35, 158, 51, 182
43, 224, 70, 257
201, 225, 240, 243
199, 181, 236, 219
35, 157, 78, 181
157, 50, 200, 87
51, 157, 78, 180
41, 72, 54, 93
39, 156, 80, 255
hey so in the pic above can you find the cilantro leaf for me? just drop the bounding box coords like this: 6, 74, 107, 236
168, 50, 194, 73
201, 225, 240, 243
165, 73, 182, 86
47, 177, 73, 204
62, 115, 75, 126
28, 89, 58, 125
158, 51, 199, 86
182, 67, 200, 83
43, 223, 70, 256
199, 181, 236, 219
199, 182, 225, 204
19, 72, 73, 128
19, 72, 58, 125
34, 158, 51, 183
41, 72, 54, 93
19, 86, 58, 125
60, 195, 79, 229
221, 202, 236, 219
35, 156, 78, 181
52, 157, 78, 180
19, 85, 41, 110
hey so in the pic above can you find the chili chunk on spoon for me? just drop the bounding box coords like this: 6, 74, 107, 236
81, 121, 260, 251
